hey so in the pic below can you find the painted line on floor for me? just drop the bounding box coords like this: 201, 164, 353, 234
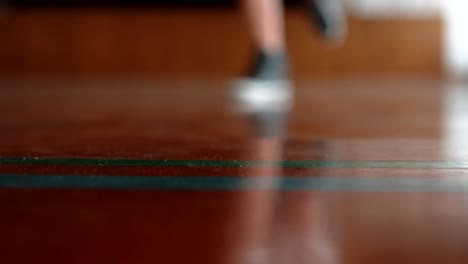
1, 174, 468, 192
1, 157, 468, 169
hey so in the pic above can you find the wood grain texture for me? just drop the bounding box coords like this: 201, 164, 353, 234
0, 8, 443, 76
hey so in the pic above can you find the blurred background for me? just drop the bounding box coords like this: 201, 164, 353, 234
0, 0, 462, 79
2, 2, 468, 264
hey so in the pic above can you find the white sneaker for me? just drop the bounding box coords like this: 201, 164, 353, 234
232, 78, 294, 113
232, 51, 294, 113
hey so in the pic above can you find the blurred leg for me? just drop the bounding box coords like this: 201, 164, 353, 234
240, 0, 286, 53
234, 0, 348, 112
232, 0, 292, 113
307, 0, 347, 42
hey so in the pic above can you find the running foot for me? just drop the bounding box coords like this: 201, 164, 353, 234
232, 51, 294, 113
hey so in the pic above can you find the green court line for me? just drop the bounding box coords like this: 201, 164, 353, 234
1, 174, 468, 192
1, 157, 468, 169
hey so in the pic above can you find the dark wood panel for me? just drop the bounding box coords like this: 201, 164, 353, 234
6, 0, 301, 8
0, 8, 443, 76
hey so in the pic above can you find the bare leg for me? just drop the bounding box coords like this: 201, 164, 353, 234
232, 0, 295, 113
240, 0, 286, 53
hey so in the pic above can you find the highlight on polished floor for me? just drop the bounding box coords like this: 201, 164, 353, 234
1, 1, 468, 264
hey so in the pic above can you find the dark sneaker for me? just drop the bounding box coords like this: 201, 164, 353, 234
307, 0, 347, 42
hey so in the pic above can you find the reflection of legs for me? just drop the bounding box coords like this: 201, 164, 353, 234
274, 193, 338, 264
228, 112, 287, 264
230, 139, 282, 264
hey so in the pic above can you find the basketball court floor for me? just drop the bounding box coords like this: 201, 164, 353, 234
0, 76, 468, 263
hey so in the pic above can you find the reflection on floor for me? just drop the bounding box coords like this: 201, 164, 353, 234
0, 77, 467, 264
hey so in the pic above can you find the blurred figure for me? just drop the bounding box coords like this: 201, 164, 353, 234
228, 3, 345, 261
233, 0, 347, 113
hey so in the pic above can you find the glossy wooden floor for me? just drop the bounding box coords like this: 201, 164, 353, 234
1, 77, 468, 264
